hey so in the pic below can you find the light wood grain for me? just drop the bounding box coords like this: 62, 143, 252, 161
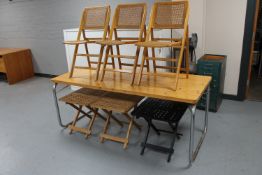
51, 69, 211, 104
0, 48, 34, 84
0, 58, 6, 73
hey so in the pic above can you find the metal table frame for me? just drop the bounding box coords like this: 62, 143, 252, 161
52, 82, 210, 167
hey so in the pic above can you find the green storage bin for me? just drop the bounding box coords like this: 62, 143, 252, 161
197, 54, 226, 112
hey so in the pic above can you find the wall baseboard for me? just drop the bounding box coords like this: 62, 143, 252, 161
35, 73, 57, 78
222, 94, 241, 101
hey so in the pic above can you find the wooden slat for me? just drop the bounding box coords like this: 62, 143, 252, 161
153, 38, 182, 42
104, 68, 133, 74
146, 57, 177, 62
100, 133, 128, 143
90, 62, 113, 65
121, 63, 148, 67
68, 125, 91, 135
136, 41, 181, 48
74, 66, 97, 70
155, 65, 186, 70
64, 40, 89, 45
96, 40, 137, 45
76, 54, 100, 57
107, 54, 135, 59
117, 37, 139, 41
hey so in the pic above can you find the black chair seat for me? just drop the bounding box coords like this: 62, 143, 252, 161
132, 98, 188, 123
132, 98, 188, 162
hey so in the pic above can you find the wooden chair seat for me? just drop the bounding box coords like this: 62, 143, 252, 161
59, 88, 108, 138
90, 92, 143, 149
96, 40, 138, 46
64, 40, 96, 45
136, 41, 181, 48
59, 88, 107, 106
90, 92, 143, 113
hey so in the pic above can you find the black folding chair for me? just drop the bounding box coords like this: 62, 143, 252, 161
132, 98, 188, 162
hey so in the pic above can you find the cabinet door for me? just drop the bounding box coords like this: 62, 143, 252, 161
0, 57, 6, 73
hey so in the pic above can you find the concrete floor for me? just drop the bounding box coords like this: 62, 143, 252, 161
0, 77, 262, 175
247, 68, 262, 101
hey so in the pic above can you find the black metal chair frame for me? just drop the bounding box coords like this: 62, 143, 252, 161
132, 98, 188, 162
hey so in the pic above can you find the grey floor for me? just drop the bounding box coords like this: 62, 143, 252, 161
247, 68, 262, 101
0, 77, 262, 175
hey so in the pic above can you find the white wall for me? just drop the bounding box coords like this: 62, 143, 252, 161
0, 0, 158, 75
188, 0, 206, 59
172, 0, 206, 59
205, 0, 247, 95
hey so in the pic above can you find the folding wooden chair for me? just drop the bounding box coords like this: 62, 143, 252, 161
64, 6, 111, 78
90, 92, 143, 149
95, 3, 148, 85
136, 1, 190, 90
59, 88, 122, 138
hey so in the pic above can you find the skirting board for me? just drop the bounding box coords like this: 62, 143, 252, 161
222, 94, 241, 101
35, 73, 57, 78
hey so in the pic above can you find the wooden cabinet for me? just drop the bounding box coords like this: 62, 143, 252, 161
0, 48, 34, 84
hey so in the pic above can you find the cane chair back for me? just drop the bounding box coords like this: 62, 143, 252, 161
136, 1, 190, 90
96, 3, 148, 85
65, 6, 111, 78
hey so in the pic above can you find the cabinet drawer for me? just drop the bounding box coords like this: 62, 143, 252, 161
0, 57, 6, 73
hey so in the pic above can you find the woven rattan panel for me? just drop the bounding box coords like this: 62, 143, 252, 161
132, 98, 188, 123
60, 88, 108, 106
84, 7, 108, 29
90, 92, 143, 113
154, 2, 187, 29
117, 6, 143, 28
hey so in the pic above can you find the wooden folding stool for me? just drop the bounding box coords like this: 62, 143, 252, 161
64, 6, 112, 78
95, 3, 148, 84
60, 88, 122, 138
90, 92, 143, 149
136, 1, 190, 90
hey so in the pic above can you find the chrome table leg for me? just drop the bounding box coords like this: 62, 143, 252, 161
188, 85, 210, 167
52, 83, 67, 128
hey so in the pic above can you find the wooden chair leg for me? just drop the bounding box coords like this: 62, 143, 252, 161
124, 113, 141, 131
85, 108, 99, 138
152, 48, 157, 73
87, 107, 106, 121
84, 43, 92, 68
110, 46, 115, 69
116, 45, 122, 69
102, 109, 123, 127
96, 45, 105, 81
131, 47, 141, 85
123, 118, 133, 149
100, 110, 112, 143
101, 46, 111, 81
82, 30, 92, 68
69, 105, 82, 134
137, 48, 148, 85
185, 27, 190, 78
69, 44, 80, 78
